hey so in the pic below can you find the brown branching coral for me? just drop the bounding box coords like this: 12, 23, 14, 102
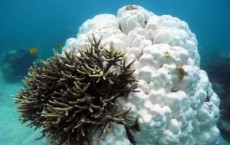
15, 35, 138, 145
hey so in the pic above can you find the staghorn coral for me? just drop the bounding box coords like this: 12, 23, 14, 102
15, 35, 138, 145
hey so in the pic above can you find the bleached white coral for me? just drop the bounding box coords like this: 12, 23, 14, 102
63, 5, 220, 145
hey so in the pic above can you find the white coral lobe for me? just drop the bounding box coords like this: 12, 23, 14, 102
64, 5, 220, 145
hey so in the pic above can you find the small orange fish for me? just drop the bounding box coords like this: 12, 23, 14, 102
29, 48, 38, 55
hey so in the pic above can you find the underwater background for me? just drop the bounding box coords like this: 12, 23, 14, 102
0, 0, 230, 145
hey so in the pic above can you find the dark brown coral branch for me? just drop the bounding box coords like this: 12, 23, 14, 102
15, 35, 138, 145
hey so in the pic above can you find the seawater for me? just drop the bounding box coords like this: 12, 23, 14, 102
0, 0, 230, 145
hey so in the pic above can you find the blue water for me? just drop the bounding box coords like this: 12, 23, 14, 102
1, 0, 230, 60
0, 0, 230, 145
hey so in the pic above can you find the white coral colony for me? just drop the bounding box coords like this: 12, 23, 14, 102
63, 5, 220, 145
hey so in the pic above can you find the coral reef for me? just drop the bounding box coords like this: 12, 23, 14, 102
15, 36, 138, 145
15, 5, 221, 145
0, 49, 37, 83
62, 5, 220, 145
206, 57, 230, 99
205, 57, 230, 142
